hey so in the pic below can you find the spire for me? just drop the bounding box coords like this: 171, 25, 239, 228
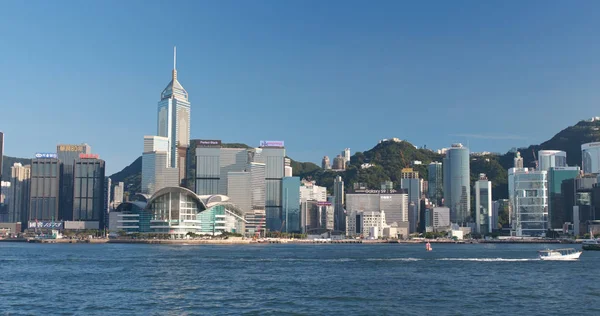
172, 46, 177, 81
161, 46, 188, 101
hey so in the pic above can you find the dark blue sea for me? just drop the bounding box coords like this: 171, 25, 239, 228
1, 242, 599, 315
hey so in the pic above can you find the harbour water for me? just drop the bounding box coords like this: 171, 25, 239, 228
1, 243, 599, 315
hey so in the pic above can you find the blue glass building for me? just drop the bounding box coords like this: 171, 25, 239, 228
282, 177, 300, 233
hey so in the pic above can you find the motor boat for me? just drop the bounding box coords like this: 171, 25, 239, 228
425, 242, 432, 251
582, 239, 600, 251
538, 248, 582, 261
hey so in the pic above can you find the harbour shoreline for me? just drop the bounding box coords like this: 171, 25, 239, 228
0, 238, 571, 245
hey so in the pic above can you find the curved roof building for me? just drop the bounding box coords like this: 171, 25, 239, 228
112, 187, 246, 237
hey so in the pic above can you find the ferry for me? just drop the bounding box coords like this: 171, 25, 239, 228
538, 248, 582, 261
582, 239, 600, 251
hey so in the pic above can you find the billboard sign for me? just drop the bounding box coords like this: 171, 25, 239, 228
259, 140, 285, 148
79, 153, 99, 159
35, 153, 58, 159
58, 144, 85, 152
196, 140, 222, 148
317, 202, 332, 206
28, 221, 63, 229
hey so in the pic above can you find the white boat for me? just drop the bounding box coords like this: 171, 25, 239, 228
538, 248, 582, 261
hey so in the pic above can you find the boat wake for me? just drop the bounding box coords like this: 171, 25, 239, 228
436, 258, 540, 262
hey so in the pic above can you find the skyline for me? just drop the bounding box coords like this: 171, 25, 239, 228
2, 1, 600, 174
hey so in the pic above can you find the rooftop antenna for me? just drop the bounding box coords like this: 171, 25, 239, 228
172, 46, 177, 80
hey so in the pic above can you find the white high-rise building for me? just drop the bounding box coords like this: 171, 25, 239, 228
433, 207, 450, 230
582, 142, 600, 174
299, 180, 327, 202
508, 167, 548, 237
474, 174, 492, 234
218, 148, 248, 195
141, 136, 179, 195
157, 47, 191, 170
343, 148, 351, 165
113, 182, 124, 209
538, 150, 567, 172
227, 162, 266, 215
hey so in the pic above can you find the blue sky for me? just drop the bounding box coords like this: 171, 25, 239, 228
1, 0, 600, 174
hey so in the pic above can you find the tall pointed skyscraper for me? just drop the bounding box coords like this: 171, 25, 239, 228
158, 47, 191, 182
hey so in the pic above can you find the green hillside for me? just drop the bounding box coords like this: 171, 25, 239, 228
1, 156, 32, 181
102, 119, 600, 199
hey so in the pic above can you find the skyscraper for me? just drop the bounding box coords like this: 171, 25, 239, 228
73, 156, 105, 227
219, 148, 249, 195
282, 177, 301, 233
157, 47, 190, 173
548, 166, 580, 229
427, 162, 443, 206
194, 140, 222, 195
252, 142, 285, 231
333, 175, 345, 231
538, 150, 567, 172
401, 168, 420, 233
141, 136, 179, 195
113, 181, 124, 209
29, 157, 61, 222
57, 143, 91, 221
509, 168, 548, 236
8, 163, 30, 226
443, 143, 470, 225
474, 173, 492, 234
582, 142, 600, 174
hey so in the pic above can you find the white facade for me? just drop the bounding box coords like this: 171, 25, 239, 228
113, 182, 124, 209
433, 207, 450, 230
509, 168, 548, 237
141, 136, 179, 195
474, 175, 493, 234
343, 148, 351, 164
362, 211, 386, 238
300, 182, 327, 202
157, 48, 191, 169
582, 142, 600, 174
218, 148, 248, 195
227, 172, 251, 214
538, 150, 567, 172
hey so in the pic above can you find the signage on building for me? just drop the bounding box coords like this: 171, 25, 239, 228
196, 140, 222, 148
353, 189, 399, 194
34, 153, 58, 159
317, 202, 332, 206
259, 140, 285, 148
28, 221, 63, 229
79, 153, 99, 159
58, 145, 85, 152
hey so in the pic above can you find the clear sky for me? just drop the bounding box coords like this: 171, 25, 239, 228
1, 0, 600, 174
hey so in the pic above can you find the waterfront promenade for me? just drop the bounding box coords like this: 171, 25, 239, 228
0, 237, 568, 245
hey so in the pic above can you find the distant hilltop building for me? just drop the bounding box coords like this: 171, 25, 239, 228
332, 155, 345, 170
378, 138, 402, 144
342, 148, 351, 165
321, 156, 331, 169
587, 116, 600, 122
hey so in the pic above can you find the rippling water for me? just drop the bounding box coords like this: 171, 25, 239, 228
1, 243, 598, 315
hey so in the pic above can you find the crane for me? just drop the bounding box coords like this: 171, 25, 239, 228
532, 148, 539, 170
